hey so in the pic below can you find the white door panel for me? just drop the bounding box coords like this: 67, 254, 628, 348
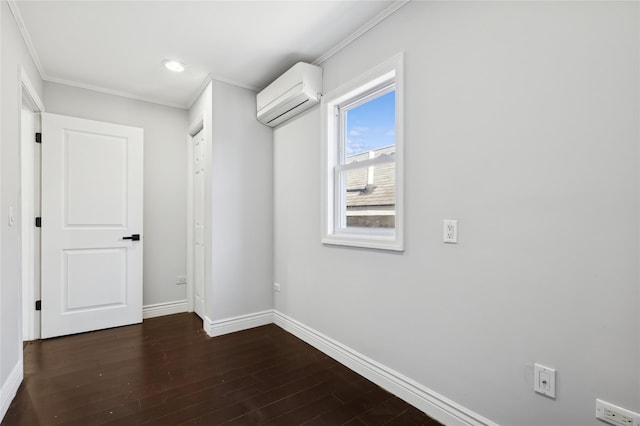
64, 248, 126, 309
65, 132, 127, 226
41, 113, 143, 339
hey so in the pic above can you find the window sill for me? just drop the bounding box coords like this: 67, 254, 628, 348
321, 234, 404, 252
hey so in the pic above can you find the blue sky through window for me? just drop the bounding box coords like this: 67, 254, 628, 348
345, 90, 395, 157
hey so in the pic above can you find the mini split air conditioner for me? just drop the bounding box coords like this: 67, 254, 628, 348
256, 62, 323, 127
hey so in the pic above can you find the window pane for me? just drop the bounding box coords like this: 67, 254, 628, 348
340, 161, 396, 229
344, 90, 395, 163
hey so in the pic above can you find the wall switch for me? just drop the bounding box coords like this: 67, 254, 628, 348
273, 282, 281, 292
596, 399, 640, 426
176, 275, 187, 285
534, 363, 556, 399
443, 220, 458, 243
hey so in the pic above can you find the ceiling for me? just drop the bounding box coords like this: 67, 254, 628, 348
12, 1, 403, 109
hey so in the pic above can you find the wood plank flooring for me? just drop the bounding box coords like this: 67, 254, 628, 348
2, 313, 441, 425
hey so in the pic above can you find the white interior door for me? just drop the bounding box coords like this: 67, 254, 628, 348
41, 113, 144, 339
193, 128, 205, 319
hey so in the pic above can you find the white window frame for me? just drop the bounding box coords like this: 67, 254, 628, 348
321, 53, 404, 251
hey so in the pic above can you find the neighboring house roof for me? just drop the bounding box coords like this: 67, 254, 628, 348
345, 146, 395, 208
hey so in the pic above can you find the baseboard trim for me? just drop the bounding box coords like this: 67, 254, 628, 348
273, 311, 496, 426
143, 300, 189, 319
0, 360, 23, 423
204, 310, 274, 337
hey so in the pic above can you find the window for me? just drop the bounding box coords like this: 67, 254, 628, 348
322, 54, 404, 251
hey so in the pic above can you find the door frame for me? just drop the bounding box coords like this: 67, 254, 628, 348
19, 65, 45, 341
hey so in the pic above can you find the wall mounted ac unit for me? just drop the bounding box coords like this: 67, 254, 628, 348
257, 62, 322, 127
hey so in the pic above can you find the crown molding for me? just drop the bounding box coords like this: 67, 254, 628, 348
312, 0, 410, 66
209, 72, 260, 92
186, 74, 213, 110
7, 0, 188, 109
8, 0, 409, 110
44, 75, 187, 109
7, 0, 46, 79
186, 72, 261, 110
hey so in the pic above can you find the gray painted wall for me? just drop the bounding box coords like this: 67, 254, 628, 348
43, 82, 189, 307
273, 2, 640, 425
209, 80, 273, 320
1, 0, 43, 386
189, 80, 273, 322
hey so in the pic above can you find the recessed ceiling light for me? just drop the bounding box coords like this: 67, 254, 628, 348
162, 59, 185, 73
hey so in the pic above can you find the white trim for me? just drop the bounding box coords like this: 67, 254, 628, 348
6, 0, 251, 111
208, 72, 259, 92
44, 76, 187, 110
321, 53, 404, 252
203, 310, 274, 337
188, 116, 204, 137
142, 300, 189, 319
187, 73, 259, 110
9, 0, 405, 109
273, 311, 497, 426
7, 0, 46, 79
20, 68, 44, 112
7, 0, 189, 110
19, 66, 44, 342
0, 360, 23, 423
312, 0, 410, 66
187, 76, 214, 111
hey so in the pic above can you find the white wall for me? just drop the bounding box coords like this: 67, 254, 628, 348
188, 80, 273, 322
273, 2, 640, 425
44, 82, 189, 307
0, 0, 43, 410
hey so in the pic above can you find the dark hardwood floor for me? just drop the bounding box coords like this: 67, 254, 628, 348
2, 313, 441, 425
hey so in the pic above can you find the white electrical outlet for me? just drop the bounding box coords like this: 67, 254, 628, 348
273, 282, 281, 292
176, 275, 187, 285
596, 399, 640, 426
443, 220, 458, 243
533, 363, 556, 399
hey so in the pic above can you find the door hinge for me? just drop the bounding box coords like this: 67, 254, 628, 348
35, 300, 41, 311
35, 217, 41, 227
35, 133, 42, 143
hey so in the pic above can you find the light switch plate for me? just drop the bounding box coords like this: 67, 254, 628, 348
534, 363, 556, 398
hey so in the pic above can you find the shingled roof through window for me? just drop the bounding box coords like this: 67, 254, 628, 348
345, 146, 395, 209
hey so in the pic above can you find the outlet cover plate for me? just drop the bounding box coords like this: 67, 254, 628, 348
443, 219, 458, 243
596, 399, 640, 426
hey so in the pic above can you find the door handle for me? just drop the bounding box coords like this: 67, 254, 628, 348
123, 234, 140, 241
